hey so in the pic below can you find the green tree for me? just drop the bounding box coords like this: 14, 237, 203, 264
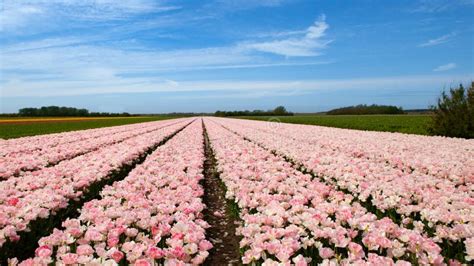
429, 82, 474, 138
273, 106, 288, 115
469, 82, 474, 133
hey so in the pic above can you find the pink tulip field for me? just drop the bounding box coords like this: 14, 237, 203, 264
0, 117, 472, 265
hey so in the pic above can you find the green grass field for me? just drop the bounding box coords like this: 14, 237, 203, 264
239, 115, 432, 135
0, 116, 177, 139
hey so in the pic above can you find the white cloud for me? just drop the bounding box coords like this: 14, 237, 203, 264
411, 0, 474, 13
213, 0, 288, 10
242, 15, 331, 57
0, 0, 178, 32
0, 22, 333, 79
251, 30, 307, 39
0, 41, 251, 71
433, 63, 457, 72
166, 89, 309, 100
2, 37, 95, 52
0, 5, 44, 31
418, 33, 455, 47
176, 61, 333, 71
411, 0, 451, 13
2, 74, 472, 97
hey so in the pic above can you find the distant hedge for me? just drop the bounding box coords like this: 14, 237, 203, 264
326, 104, 405, 115
18, 106, 131, 117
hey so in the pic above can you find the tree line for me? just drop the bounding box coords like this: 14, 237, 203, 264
215, 106, 293, 117
18, 106, 131, 117
326, 104, 405, 115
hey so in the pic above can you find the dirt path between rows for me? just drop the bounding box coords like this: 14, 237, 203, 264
202, 121, 242, 265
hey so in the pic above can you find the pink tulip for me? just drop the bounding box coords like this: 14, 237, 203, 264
60, 253, 79, 264
76, 244, 94, 256
110, 249, 124, 263
7, 198, 19, 206
107, 236, 119, 247
134, 259, 152, 266
35, 245, 52, 258
348, 242, 364, 260
319, 247, 334, 259
146, 246, 165, 259
199, 239, 213, 251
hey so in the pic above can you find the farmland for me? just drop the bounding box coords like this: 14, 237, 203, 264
0, 117, 472, 265
240, 115, 431, 135
0, 116, 177, 139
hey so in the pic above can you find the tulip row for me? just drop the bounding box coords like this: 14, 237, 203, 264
0, 119, 186, 179
0, 119, 192, 260
227, 119, 474, 184
214, 118, 473, 262
0, 120, 158, 156
0, 118, 192, 156
13, 119, 212, 265
204, 119, 445, 265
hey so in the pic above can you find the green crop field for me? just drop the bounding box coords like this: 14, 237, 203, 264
239, 114, 432, 135
0, 116, 177, 139
0, 115, 433, 139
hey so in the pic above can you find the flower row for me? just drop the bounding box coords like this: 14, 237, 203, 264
0, 119, 191, 249
228, 118, 474, 184
0, 119, 171, 156
204, 119, 446, 265
0, 119, 186, 179
215, 118, 473, 259
14, 120, 212, 265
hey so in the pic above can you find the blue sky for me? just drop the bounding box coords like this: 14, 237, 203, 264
0, 0, 473, 113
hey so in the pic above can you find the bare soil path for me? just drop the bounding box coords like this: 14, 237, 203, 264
202, 121, 242, 265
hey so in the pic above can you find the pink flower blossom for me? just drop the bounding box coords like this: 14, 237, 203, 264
60, 253, 79, 264
7, 198, 19, 206
35, 245, 51, 258
319, 247, 334, 259
107, 236, 119, 247
109, 249, 124, 263
199, 239, 213, 251
76, 244, 94, 256
134, 259, 152, 266
146, 246, 165, 259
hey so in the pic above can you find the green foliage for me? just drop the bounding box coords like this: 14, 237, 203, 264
429, 82, 474, 138
18, 106, 131, 117
215, 106, 293, 117
272, 106, 289, 115
0, 117, 174, 139
326, 104, 405, 115
239, 115, 431, 135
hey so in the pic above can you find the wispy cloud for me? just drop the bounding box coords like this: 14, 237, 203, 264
1, 13, 333, 90
0, 39, 332, 88
0, 44, 253, 76
167, 89, 309, 100
250, 30, 307, 39
2, 37, 98, 53
418, 32, 455, 47
411, 0, 452, 13
212, 0, 289, 11
2, 74, 471, 97
410, 0, 474, 13
241, 15, 331, 57
180, 61, 333, 71
0, 0, 179, 32
433, 63, 457, 72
